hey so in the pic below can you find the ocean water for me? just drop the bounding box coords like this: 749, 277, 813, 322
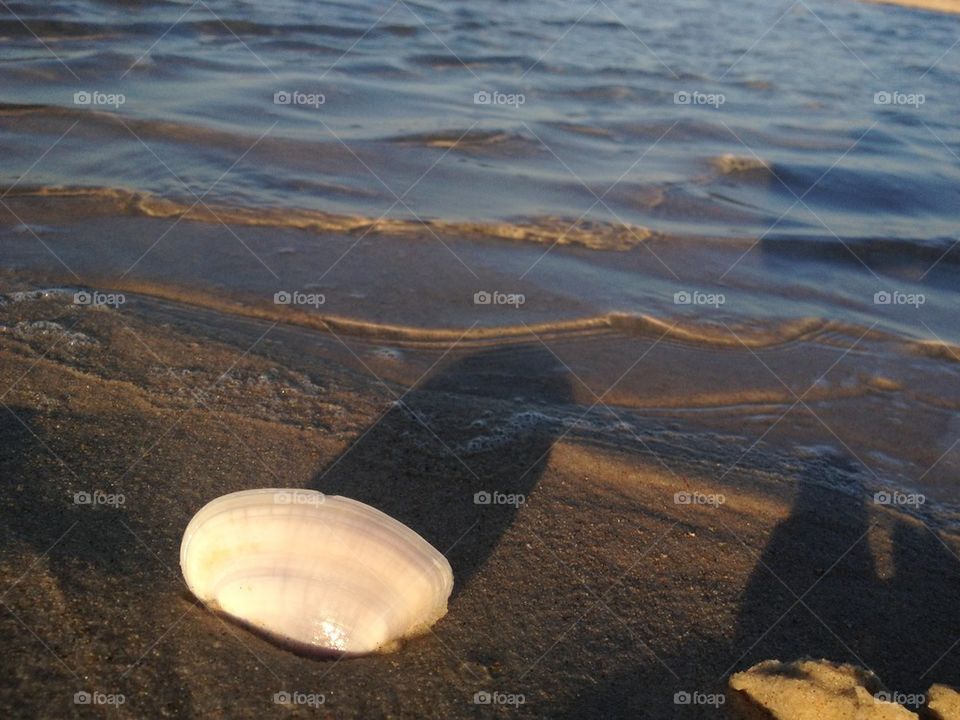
1, 0, 959, 505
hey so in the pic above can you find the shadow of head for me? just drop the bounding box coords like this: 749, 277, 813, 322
732, 459, 960, 693
0, 405, 149, 588
310, 342, 572, 593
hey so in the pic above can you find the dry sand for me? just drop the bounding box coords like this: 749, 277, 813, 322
1, 283, 959, 718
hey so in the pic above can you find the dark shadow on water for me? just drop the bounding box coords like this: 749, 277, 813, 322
308, 342, 573, 595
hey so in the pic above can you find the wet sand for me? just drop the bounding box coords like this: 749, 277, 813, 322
2, 282, 959, 719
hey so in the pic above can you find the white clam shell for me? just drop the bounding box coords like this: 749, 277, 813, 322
180, 489, 454, 656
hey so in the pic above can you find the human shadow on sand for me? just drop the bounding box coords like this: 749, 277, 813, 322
730, 460, 960, 697
308, 342, 573, 596
558, 453, 960, 718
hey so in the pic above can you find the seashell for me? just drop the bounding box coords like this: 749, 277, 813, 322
180, 488, 453, 656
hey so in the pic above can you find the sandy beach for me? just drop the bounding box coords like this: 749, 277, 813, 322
2, 282, 958, 718
2, 0, 959, 715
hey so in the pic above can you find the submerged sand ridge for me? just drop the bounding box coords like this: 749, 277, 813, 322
1, 281, 959, 718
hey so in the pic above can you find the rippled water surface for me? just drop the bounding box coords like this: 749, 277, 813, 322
3, 0, 959, 311
2, 0, 960, 501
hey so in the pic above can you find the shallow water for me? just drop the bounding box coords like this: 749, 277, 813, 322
1, 0, 959, 504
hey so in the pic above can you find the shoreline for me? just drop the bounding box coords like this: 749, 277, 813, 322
5, 275, 960, 511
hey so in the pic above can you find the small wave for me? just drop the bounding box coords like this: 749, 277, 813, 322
613, 119, 732, 143
0, 102, 279, 155
711, 153, 773, 179
386, 128, 533, 153
551, 84, 639, 102
605, 314, 858, 350
0, 103, 56, 115
179, 19, 371, 40
908, 340, 960, 363
740, 79, 776, 91
406, 53, 533, 69
544, 122, 615, 140
441, 217, 651, 250
0, 19, 112, 42
1, 184, 653, 251
38, 278, 871, 354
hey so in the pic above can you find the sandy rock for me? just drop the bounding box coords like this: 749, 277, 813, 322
728, 659, 918, 719
926, 684, 960, 720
